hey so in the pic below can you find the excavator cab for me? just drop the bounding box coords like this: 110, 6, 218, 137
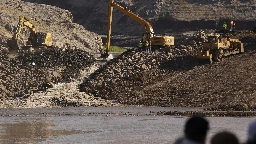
140, 32, 174, 48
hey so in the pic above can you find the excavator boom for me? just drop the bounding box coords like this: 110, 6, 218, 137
111, 2, 154, 35
104, 0, 114, 57
104, 0, 174, 56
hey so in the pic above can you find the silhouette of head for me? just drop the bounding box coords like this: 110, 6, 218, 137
248, 120, 256, 141
211, 131, 239, 144
184, 116, 209, 143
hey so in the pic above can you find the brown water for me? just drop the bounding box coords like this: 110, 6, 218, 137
0, 107, 254, 144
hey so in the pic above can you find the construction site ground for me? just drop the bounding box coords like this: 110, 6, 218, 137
1, 30, 256, 114
1, 0, 256, 143
0, 0, 255, 114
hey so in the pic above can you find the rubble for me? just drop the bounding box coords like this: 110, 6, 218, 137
80, 31, 256, 111
0, 0, 256, 112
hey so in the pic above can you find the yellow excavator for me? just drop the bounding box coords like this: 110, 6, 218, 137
102, 0, 174, 57
7, 16, 52, 54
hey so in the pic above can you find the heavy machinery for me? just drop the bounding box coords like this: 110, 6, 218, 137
7, 16, 52, 53
196, 33, 244, 63
102, 0, 174, 57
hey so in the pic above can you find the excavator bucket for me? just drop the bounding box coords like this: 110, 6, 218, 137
6, 39, 22, 59
7, 39, 21, 51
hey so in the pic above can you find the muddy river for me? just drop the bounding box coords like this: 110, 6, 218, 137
0, 107, 254, 144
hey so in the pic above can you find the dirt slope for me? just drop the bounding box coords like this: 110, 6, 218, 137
0, 0, 102, 53
80, 31, 256, 110
0, 0, 117, 108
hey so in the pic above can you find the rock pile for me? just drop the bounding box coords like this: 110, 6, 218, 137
80, 31, 256, 111
0, 64, 120, 108
0, 0, 120, 108
0, 47, 94, 99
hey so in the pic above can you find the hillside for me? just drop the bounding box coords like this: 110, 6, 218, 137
0, 0, 117, 108
23, 0, 256, 35
0, 0, 256, 111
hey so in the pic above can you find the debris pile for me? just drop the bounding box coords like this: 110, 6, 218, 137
0, 47, 94, 99
80, 31, 256, 111
1, 0, 256, 111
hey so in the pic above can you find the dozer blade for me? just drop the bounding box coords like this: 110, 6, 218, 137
197, 58, 213, 64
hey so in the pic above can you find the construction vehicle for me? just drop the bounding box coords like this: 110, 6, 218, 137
196, 33, 244, 63
102, 0, 174, 57
7, 16, 52, 54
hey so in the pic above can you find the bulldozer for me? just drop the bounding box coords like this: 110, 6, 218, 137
7, 16, 52, 56
102, 0, 174, 58
196, 33, 244, 63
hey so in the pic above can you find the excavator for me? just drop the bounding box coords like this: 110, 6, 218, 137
7, 16, 52, 55
102, 0, 174, 58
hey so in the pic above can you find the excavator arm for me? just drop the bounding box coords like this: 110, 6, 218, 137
111, 2, 154, 35
103, 0, 174, 57
104, 0, 154, 57
7, 15, 52, 52
13, 16, 36, 40
8, 16, 37, 50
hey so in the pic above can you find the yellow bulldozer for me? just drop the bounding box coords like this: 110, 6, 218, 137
196, 33, 244, 63
102, 0, 174, 58
7, 16, 52, 55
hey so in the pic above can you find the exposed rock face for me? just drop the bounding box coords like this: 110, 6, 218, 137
0, 0, 102, 53
23, 0, 256, 35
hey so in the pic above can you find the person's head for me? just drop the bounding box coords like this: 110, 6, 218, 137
184, 116, 209, 143
211, 131, 239, 144
248, 120, 256, 141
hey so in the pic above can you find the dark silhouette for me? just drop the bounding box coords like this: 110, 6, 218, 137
174, 116, 209, 144
211, 131, 239, 144
246, 120, 256, 144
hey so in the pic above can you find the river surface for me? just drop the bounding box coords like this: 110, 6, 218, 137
0, 106, 254, 144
